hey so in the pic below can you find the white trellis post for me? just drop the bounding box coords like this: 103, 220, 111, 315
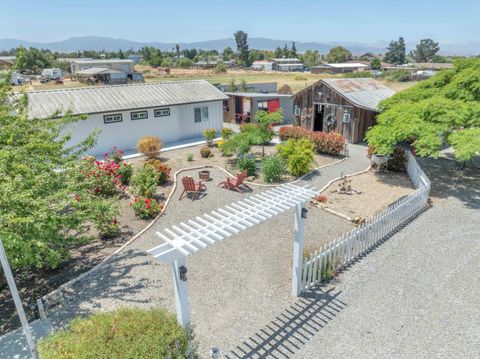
171, 256, 190, 327
0, 239, 38, 359
147, 184, 317, 328
291, 202, 306, 296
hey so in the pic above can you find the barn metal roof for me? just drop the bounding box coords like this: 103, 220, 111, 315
321, 78, 395, 112
26, 80, 229, 118
225, 92, 292, 98
71, 59, 134, 65
76, 67, 125, 75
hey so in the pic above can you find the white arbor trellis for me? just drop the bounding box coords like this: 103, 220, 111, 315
147, 183, 317, 327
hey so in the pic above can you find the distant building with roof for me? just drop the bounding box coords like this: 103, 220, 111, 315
311, 62, 369, 74
251, 60, 274, 71
291, 78, 395, 143
271, 58, 304, 72
70, 59, 143, 84
0, 56, 15, 70
25, 80, 228, 155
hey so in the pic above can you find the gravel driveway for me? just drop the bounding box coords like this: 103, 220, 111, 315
224, 156, 479, 359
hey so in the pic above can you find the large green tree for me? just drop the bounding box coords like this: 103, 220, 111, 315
0, 75, 116, 270
384, 37, 406, 65
14, 46, 52, 72
366, 59, 480, 162
234, 30, 251, 66
302, 50, 322, 68
325, 46, 352, 63
411, 38, 440, 63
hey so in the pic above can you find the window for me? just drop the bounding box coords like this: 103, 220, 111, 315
257, 101, 268, 112
131, 110, 148, 120
194, 106, 209, 123
154, 108, 170, 117
103, 113, 123, 124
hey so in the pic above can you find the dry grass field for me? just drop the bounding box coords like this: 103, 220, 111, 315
18, 66, 416, 93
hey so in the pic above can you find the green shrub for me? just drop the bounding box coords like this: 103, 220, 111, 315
262, 155, 286, 183
294, 74, 307, 81
277, 139, 315, 177
187, 153, 194, 161
200, 146, 212, 158
382, 69, 412, 82
91, 200, 121, 239
131, 165, 158, 196
214, 62, 227, 73
343, 71, 373, 78
237, 155, 256, 176
37, 308, 197, 359
203, 128, 217, 146
131, 196, 162, 219
143, 159, 171, 185
221, 127, 234, 140
116, 162, 133, 185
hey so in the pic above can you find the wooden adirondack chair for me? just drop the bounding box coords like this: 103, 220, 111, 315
218, 171, 252, 193
179, 176, 207, 200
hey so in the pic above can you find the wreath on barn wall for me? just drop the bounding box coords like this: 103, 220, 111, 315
326, 113, 337, 131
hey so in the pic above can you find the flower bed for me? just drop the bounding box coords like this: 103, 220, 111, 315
278, 126, 346, 156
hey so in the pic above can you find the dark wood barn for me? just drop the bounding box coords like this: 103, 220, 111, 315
291, 78, 395, 143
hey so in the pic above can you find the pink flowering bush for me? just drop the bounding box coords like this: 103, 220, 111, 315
78, 157, 126, 197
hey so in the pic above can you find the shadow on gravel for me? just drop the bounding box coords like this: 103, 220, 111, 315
45, 249, 153, 327
417, 156, 480, 209
224, 288, 346, 359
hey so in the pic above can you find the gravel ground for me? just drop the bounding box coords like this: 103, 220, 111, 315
45, 144, 371, 357
224, 156, 479, 359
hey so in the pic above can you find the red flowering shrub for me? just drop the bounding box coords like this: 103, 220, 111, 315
144, 159, 171, 185
131, 196, 162, 219
78, 157, 126, 196
314, 194, 328, 203
278, 126, 345, 156
104, 146, 124, 164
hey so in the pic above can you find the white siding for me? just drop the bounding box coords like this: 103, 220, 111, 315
177, 101, 223, 139
65, 100, 223, 155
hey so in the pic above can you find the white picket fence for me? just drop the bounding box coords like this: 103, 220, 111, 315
301, 151, 431, 291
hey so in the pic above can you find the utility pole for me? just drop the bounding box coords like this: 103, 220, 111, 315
0, 239, 37, 359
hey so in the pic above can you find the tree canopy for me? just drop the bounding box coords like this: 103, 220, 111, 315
366, 59, 480, 161
0, 75, 116, 270
410, 38, 440, 63
384, 37, 406, 65
234, 30, 251, 66
325, 46, 352, 63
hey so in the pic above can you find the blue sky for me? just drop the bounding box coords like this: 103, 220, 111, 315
1, 0, 479, 43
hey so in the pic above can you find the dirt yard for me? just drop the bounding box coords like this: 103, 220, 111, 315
129, 142, 341, 185
320, 170, 414, 220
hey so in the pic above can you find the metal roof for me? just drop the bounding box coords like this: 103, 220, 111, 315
325, 62, 368, 68
321, 78, 395, 112
26, 80, 229, 118
72, 59, 134, 65
225, 92, 292, 98
76, 67, 125, 75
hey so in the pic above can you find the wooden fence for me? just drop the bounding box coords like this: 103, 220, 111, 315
301, 151, 431, 291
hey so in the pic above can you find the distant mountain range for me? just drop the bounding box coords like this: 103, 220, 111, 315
1, 36, 478, 56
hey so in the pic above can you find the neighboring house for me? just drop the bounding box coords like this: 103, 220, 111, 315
310, 62, 369, 74
26, 80, 228, 155
0, 56, 15, 70
128, 54, 143, 63
75, 68, 128, 85
70, 59, 143, 83
271, 58, 304, 72
251, 60, 274, 71
291, 78, 395, 143
193, 58, 235, 69
223, 92, 293, 124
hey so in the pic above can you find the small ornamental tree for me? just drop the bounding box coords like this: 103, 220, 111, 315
0, 74, 119, 270
252, 109, 284, 157
203, 128, 217, 147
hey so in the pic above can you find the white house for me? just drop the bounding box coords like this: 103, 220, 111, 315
251, 60, 274, 71
271, 58, 304, 72
26, 80, 229, 155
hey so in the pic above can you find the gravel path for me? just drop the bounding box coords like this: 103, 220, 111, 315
223, 156, 479, 359
46, 144, 371, 357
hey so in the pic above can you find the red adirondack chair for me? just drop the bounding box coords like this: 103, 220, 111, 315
179, 176, 207, 200
218, 171, 252, 193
